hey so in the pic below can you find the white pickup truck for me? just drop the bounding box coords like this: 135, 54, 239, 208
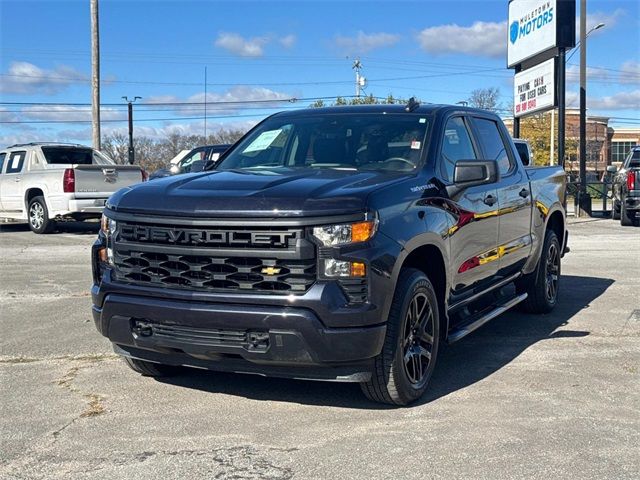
0, 142, 146, 233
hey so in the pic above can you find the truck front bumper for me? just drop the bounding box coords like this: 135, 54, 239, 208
92, 290, 386, 382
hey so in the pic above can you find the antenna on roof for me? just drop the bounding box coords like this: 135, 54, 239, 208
405, 97, 420, 112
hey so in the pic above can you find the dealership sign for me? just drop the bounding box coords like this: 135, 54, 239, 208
514, 58, 556, 117
507, 0, 575, 68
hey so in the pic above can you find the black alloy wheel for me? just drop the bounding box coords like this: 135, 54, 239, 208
401, 292, 435, 387
544, 241, 560, 304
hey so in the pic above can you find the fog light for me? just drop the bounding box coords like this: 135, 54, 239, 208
323, 259, 366, 278
324, 259, 351, 277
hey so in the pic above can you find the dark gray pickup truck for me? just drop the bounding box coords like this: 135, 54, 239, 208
611, 146, 640, 227
91, 104, 568, 405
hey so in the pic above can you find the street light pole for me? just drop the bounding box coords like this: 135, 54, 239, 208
577, 11, 605, 216
122, 96, 141, 165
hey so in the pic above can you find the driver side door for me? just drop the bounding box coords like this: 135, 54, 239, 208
439, 116, 501, 298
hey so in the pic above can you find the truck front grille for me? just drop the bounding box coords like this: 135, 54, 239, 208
112, 221, 316, 294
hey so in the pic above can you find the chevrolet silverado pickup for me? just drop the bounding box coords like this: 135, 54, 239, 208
0, 143, 146, 233
91, 104, 568, 405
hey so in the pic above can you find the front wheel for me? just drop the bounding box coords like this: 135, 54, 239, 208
28, 196, 55, 234
516, 229, 561, 314
360, 268, 440, 406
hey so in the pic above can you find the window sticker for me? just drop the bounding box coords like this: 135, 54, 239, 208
411, 140, 421, 150
419, 118, 426, 124
243, 129, 283, 153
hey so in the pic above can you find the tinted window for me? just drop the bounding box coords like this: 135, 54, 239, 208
42, 147, 94, 165
0, 153, 6, 173
181, 149, 207, 173
473, 118, 513, 175
440, 117, 477, 182
625, 149, 640, 168
6, 151, 26, 173
514, 142, 530, 165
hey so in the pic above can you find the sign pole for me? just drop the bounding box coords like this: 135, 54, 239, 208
513, 65, 521, 138
557, 47, 566, 168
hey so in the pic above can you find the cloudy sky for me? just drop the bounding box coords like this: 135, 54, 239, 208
0, 0, 638, 147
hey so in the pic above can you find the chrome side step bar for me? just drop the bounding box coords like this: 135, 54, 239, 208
447, 293, 528, 344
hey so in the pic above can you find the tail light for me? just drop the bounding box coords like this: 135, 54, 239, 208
141, 169, 148, 182
627, 171, 636, 191
63, 168, 75, 192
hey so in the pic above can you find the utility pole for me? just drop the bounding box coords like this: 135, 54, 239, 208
352, 59, 365, 98
122, 96, 141, 165
90, 0, 100, 149
204, 66, 207, 139
558, 47, 566, 169
578, 0, 592, 216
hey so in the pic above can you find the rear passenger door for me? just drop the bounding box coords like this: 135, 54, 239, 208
439, 116, 500, 296
0, 150, 28, 212
470, 117, 533, 278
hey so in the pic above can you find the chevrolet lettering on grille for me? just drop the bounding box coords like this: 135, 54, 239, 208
120, 225, 297, 247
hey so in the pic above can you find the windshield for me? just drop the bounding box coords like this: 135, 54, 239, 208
216, 113, 431, 173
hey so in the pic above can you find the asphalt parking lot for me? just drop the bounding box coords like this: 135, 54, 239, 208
0, 219, 638, 480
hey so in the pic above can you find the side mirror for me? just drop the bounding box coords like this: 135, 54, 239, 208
606, 165, 617, 174
454, 160, 499, 186
446, 160, 499, 198
169, 164, 181, 174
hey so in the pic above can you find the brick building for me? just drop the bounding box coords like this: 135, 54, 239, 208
504, 109, 639, 173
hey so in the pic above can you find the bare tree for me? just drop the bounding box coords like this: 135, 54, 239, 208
467, 87, 501, 111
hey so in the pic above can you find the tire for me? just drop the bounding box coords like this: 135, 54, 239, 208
620, 201, 638, 226
612, 200, 620, 220
516, 229, 561, 314
123, 357, 180, 377
28, 196, 55, 234
360, 268, 440, 406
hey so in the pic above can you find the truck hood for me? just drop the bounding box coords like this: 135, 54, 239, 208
107, 168, 409, 218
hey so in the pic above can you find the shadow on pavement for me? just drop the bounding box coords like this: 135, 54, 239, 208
156, 274, 614, 409
0, 222, 99, 235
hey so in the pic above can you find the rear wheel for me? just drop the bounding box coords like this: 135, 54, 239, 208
516, 229, 560, 314
123, 357, 180, 377
360, 268, 439, 406
620, 201, 638, 226
28, 196, 55, 234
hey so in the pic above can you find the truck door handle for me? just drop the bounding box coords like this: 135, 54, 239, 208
14, 177, 21, 182
519, 188, 530, 198
483, 195, 497, 206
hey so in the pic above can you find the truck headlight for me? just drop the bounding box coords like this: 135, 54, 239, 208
99, 214, 116, 265
312, 220, 376, 246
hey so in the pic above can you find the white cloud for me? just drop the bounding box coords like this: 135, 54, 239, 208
588, 90, 640, 110
19, 105, 122, 122
566, 65, 610, 84
579, 8, 625, 34
416, 21, 506, 58
619, 61, 640, 85
0, 61, 88, 95
334, 31, 400, 54
279, 34, 296, 49
214, 32, 269, 57
144, 86, 293, 115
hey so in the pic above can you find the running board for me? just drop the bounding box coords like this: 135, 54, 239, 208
447, 293, 528, 344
